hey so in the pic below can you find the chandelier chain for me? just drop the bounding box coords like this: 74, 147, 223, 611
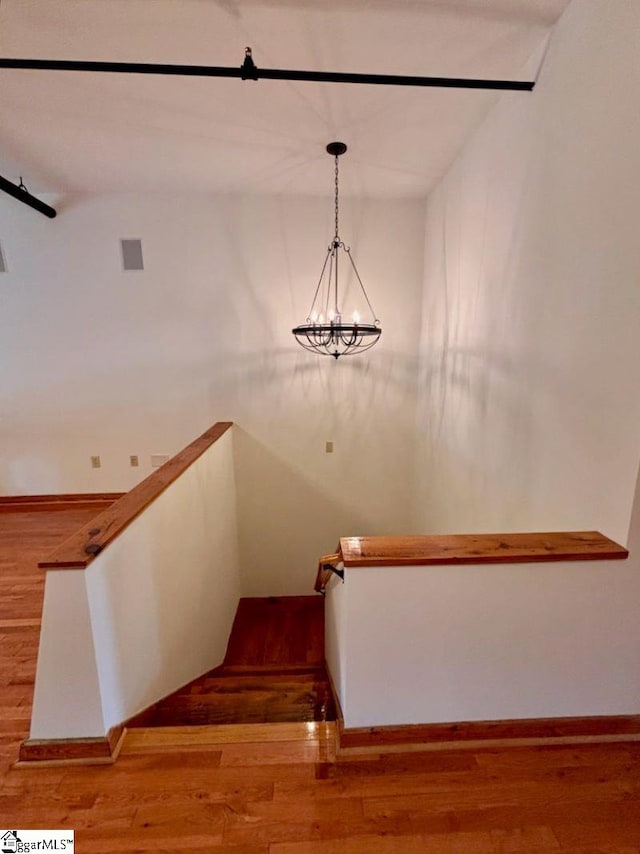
334, 154, 340, 241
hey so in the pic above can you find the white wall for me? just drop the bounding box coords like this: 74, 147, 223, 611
324, 566, 348, 716
416, 0, 640, 544
328, 552, 640, 729
31, 569, 105, 738
30, 427, 240, 738
0, 192, 425, 595
627, 464, 640, 569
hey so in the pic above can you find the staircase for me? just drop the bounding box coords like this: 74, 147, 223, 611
127, 595, 336, 727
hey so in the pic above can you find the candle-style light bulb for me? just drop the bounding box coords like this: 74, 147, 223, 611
353, 310, 360, 324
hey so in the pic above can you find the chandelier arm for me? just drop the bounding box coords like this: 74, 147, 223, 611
308, 245, 333, 319
340, 338, 379, 355
344, 246, 379, 323
324, 247, 334, 320
334, 241, 339, 316
308, 330, 329, 347
340, 328, 356, 348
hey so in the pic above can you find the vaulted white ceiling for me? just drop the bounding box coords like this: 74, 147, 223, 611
0, 0, 570, 197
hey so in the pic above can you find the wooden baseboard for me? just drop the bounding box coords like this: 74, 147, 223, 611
338, 714, 640, 754
16, 725, 125, 766
0, 493, 124, 513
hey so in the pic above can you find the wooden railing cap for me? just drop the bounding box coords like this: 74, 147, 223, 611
339, 531, 628, 568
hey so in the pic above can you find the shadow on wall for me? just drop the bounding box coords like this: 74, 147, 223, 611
415, 95, 542, 531
212, 343, 423, 537
418, 342, 535, 525
232, 426, 375, 597
212, 341, 421, 413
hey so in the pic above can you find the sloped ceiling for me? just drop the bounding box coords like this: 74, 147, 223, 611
0, 0, 570, 196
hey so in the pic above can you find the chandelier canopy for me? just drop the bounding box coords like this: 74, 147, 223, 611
292, 142, 381, 359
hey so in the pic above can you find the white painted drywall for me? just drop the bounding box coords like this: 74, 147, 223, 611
30, 428, 240, 737
85, 427, 240, 729
329, 554, 640, 729
0, 192, 424, 595
30, 570, 105, 739
627, 464, 640, 566
416, 0, 640, 544
323, 568, 348, 716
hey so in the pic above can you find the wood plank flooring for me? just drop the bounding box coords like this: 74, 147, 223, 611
127, 597, 336, 726
2, 507, 640, 850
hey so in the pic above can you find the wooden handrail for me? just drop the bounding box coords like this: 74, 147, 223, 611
339, 531, 628, 567
314, 553, 342, 594
39, 421, 233, 569
0, 493, 124, 505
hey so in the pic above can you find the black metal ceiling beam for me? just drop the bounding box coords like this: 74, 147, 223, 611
0, 57, 535, 91
0, 174, 57, 218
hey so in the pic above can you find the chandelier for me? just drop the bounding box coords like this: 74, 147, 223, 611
292, 142, 381, 359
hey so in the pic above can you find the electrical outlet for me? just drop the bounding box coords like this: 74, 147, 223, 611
130, 455, 139, 467
91, 455, 101, 469
151, 454, 170, 468
325, 441, 334, 453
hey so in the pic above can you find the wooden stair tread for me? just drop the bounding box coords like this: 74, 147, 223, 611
163, 686, 324, 701
141, 707, 326, 726
126, 595, 336, 729
123, 721, 334, 749
212, 663, 326, 675
128, 681, 336, 727
202, 667, 328, 683
180, 682, 327, 694
195, 683, 328, 697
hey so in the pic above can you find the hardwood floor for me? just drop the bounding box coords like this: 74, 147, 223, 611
128, 597, 336, 727
1, 507, 640, 850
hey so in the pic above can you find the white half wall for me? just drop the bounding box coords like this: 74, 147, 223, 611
30, 427, 240, 738
30, 570, 104, 739
416, 0, 640, 544
0, 192, 424, 595
324, 567, 348, 717
328, 554, 640, 729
